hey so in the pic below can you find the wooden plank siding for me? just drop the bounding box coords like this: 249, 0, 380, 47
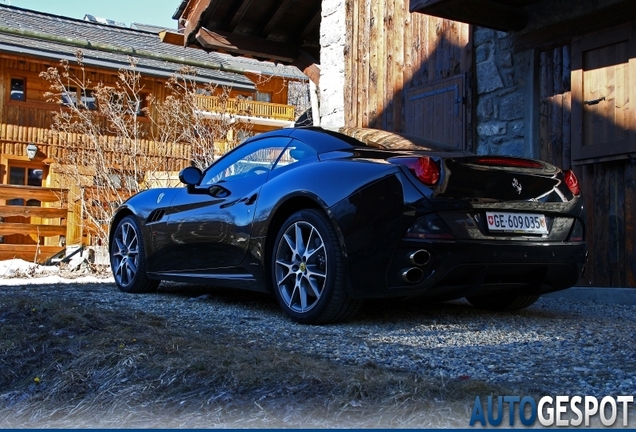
0, 125, 192, 172
539, 46, 571, 169
540, 44, 636, 287
344, 2, 472, 150
576, 157, 636, 287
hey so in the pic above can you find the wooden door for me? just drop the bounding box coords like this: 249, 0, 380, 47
571, 23, 636, 161
344, 8, 472, 150
405, 75, 465, 148
564, 23, 636, 287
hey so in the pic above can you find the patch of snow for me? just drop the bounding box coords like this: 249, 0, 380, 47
0, 258, 58, 278
0, 258, 113, 285
0, 274, 114, 286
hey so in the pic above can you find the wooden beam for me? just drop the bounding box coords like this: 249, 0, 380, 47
159, 30, 185, 47
227, 0, 254, 32
0, 244, 63, 263
410, 0, 528, 32
261, 0, 293, 38
514, 1, 636, 53
182, 0, 221, 46
0, 205, 67, 218
299, 7, 321, 41
0, 185, 67, 203
195, 27, 297, 63
0, 223, 66, 237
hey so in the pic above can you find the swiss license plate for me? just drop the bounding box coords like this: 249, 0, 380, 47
486, 212, 548, 234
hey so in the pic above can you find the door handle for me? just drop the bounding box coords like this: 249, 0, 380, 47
208, 185, 230, 198
245, 194, 257, 205
584, 96, 605, 106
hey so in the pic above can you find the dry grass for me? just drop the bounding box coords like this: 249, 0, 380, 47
0, 293, 514, 428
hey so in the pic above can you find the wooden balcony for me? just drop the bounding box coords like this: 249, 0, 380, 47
0, 123, 194, 256
0, 184, 69, 263
195, 95, 295, 121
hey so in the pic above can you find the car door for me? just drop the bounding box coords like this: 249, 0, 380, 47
157, 137, 292, 273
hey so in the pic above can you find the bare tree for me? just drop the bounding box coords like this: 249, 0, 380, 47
40, 51, 253, 244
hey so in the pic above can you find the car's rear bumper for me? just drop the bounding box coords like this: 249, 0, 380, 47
349, 239, 588, 300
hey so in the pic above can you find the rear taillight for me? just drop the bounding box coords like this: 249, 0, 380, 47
563, 170, 580, 196
568, 218, 584, 242
405, 214, 455, 240
414, 156, 440, 186
473, 157, 543, 169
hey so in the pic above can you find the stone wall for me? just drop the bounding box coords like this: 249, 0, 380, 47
317, 4, 538, 157
473, 27, 535, 158
318, 0, 346, 128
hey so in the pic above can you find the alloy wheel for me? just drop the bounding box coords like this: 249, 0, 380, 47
111, 220, 140, 288
274, 221, 327, 313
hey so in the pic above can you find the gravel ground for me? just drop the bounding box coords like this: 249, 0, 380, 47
2, 278, 635, 400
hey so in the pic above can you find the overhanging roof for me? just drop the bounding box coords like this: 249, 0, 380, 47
0, 4, 275, 91
410, 0, 539, 32
172, 0, 321, 73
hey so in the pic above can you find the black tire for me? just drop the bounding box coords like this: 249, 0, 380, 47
466, 293, 540, 311
110, 215, 159, 293
271, 209, 361, 324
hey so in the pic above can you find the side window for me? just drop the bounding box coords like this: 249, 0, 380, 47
10, 78, 25, 101
7, 164, 43, 206
61, 87, 78, 106
201, 137, 292, 185
81, 89, 97, 110
256, 91, 272, 102
111, 92, 147, 116
272, 140, 317, 171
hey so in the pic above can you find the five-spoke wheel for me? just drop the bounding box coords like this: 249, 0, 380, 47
272, 209, 361, 324
110, 215, 158, 293
275, 220, 328, 314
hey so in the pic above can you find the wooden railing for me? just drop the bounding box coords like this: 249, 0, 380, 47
0, 124, 193, 171
0, 184, 69, 263
195, 95, 295, 121
0, 123, 194, 254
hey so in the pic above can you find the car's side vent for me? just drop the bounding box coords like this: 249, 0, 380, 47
146, 209, 166, 224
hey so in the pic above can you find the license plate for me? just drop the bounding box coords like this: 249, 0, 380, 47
486, 212, 548, 234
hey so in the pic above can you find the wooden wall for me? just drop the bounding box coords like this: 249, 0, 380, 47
0, 54, 166, 125
244, 72, 291, 105
579, 160, 636, 287
539, 46, 572, 169
343, 0, 472, 149
539, 45, 636, 287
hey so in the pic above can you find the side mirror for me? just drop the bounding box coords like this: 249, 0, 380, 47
179, 166, 203, 186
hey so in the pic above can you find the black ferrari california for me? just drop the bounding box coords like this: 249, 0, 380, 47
109, 127, 588, 324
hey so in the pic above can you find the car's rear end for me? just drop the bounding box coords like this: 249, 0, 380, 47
387, 153, 587, 305
334, 127, 587, 308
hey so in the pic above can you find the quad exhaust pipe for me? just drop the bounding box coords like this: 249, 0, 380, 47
408, 249, 431, 266
400, 249, 431, 284
401, 267, 424, 284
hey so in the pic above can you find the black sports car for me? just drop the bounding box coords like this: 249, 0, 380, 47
109, 127, 588, 324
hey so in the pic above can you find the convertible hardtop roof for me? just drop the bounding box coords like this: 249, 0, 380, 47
285, 127, 472, 154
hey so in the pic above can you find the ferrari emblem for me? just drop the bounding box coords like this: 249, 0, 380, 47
156, 192, 165, 204
512, 178, 522, 195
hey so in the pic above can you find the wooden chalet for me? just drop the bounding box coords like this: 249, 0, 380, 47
0, 4, 307, 263
174, 0, 636, 288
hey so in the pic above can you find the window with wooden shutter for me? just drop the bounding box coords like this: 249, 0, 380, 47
571, 23, 636, 162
